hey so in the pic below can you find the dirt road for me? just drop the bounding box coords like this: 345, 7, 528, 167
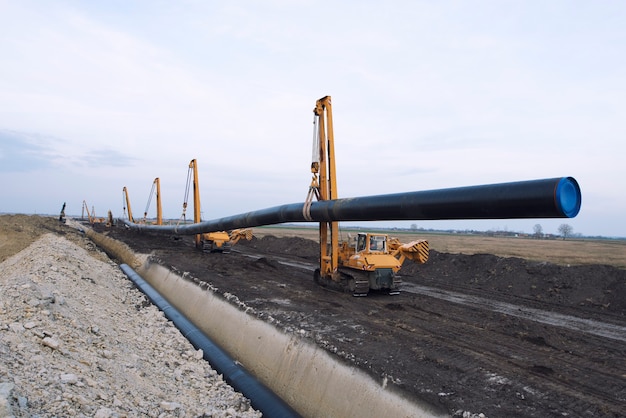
102, 225, 626, 418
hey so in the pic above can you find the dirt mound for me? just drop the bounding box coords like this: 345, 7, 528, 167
243, 234, 626, 317
77, 224, 626, 417
407, 250, 626, 316
0, 215, 106, 263
239, 235, 318, 261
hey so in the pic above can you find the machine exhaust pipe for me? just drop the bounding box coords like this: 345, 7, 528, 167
122, 177, 581, 235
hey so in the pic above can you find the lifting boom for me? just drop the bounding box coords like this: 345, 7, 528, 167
142, 178, 163, 225
122, 187, 134, 223
82, 200, 105, 224
306, 96, 340, 282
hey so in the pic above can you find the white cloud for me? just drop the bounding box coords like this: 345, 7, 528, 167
0, 1, 624, 236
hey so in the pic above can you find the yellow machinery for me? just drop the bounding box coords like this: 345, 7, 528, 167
181, 159, 252, 252
142, 178, 163, 225
306, 96, 429, 295
81, 200, 105, 224
122, 187, 134, 223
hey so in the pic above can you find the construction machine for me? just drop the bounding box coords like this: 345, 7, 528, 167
305, 96, 429, 296
59, 202, 66, 223
181, 159, 252, 252
82, 200, 105, 224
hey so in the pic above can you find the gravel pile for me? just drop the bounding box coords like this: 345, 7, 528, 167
0, 233, 261, 418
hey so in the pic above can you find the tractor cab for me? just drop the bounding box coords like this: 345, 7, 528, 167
356, 233, 389, 254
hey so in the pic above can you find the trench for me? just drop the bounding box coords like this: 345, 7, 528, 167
85, 228, 445, 418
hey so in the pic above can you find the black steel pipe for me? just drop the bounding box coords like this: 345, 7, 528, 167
122, 177, 581, 235
119, 264, 302, 418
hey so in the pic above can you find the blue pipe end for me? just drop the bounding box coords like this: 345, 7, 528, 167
555, 177, 581, 218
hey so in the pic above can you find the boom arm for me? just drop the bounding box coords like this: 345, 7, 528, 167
123, 187, 134, 223
155, 178, 162, 225
183, 159, 202, 247
309, 96, 340, 279
142, 178, 163, 225
82, 200, 90, 222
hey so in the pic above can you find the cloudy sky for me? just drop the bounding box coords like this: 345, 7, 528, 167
1, 1, 624, 237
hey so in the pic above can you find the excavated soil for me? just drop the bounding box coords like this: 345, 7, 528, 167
100, 224, 626, 418
3, 216, 625, 417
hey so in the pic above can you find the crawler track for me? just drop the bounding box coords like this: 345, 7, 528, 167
104, 228, 626, 417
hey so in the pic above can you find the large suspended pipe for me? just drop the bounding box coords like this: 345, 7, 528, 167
122, 177, 581, 235
119, 264, 302, 418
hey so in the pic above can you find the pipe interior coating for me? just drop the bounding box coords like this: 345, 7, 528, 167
123, 177, 581, 236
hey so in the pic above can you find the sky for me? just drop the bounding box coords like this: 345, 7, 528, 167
1, 1, 625, 237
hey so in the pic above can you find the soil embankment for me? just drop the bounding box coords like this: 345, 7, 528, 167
104, 224, 626, 418
2, 215, 625, 417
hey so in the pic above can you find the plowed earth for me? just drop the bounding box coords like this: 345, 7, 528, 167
98, 224, 626, 418
4, 215, 626, 417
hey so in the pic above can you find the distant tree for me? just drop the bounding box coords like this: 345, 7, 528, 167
410, 223, 417, 231
533, 224, 543, 239
558, 223, 574, 240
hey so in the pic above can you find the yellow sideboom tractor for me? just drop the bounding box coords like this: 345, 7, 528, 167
181, 159, 253, 253
322, 232, 429, 295
306, 95, 429, 296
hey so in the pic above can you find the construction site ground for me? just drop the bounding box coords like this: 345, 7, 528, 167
98, 223, 626, 418
4, 215, 624, 417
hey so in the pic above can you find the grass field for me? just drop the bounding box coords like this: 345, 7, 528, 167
252, 225, 626, 269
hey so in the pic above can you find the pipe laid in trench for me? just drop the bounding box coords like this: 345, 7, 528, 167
122, 176, 581, 235
119, 263, 302, 418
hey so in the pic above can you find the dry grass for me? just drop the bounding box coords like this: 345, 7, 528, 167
252, 226, 626, 269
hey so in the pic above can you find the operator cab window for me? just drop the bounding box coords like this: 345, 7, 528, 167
357, 234, 367, 252
370, 235, 386, 252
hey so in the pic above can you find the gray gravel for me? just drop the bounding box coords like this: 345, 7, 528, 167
0, 233, 261, 418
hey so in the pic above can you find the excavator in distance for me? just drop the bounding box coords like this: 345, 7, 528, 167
181, 159, 252, 252
59, 202, 66, 223
305, 96, 429, 296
